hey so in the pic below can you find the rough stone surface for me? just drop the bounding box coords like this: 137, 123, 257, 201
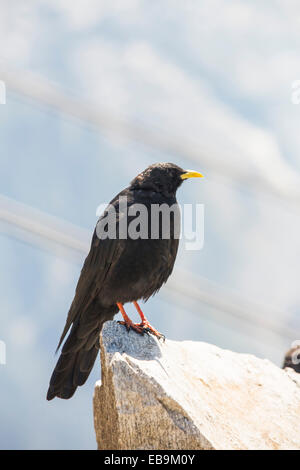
93, 321, 300, 450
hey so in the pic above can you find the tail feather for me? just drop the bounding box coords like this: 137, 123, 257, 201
47, 305, 118, 400
74, 347, 99, 386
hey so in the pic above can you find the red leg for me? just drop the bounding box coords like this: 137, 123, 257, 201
133, 301, 147, 322
117, 302, 144, 335
133, 301, 165, 340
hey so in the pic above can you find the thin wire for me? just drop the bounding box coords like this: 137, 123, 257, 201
1, 63, 300, 208
0, 193, 296, 341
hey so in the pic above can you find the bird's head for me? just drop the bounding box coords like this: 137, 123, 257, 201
130, 162, 203, 197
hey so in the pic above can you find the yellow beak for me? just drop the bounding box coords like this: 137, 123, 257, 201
180, 170, 204, 180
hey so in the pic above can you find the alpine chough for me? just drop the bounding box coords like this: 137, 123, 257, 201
47, 162, 203, 400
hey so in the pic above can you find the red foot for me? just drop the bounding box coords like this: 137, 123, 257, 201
117, 319, 144, 335
118, 319, 165, 340
137, 320, 165, 340
133, 301, 165, 340
117, 301, 165, 341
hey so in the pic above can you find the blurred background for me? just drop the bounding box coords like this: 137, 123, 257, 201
1, 0, 300, 449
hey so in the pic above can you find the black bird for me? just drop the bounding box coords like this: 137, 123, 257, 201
282, 346, 300, 373
47, 163, 203, 400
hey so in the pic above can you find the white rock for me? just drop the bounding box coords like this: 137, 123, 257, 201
93, 321, 300, 450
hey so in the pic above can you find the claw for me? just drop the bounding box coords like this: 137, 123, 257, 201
138, 322, 165, 341
132, 301, 165, 341
117, 301, 165, 340
118, 320, 144, 335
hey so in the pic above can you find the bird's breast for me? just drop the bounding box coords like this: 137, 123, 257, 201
102, 237, 179, 305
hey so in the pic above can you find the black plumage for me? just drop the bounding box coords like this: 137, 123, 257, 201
47, 163, 203, 400
282, 347, 300, 373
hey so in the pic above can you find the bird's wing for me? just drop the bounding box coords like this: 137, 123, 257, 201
56, 212, 125, 352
